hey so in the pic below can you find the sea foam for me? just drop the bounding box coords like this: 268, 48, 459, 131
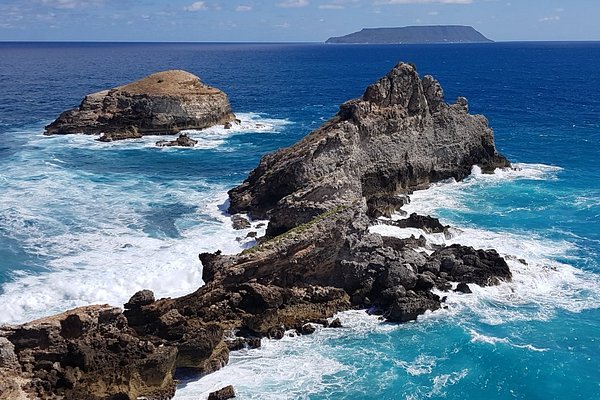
0, 113, 283, 324
173, 163, 600, 399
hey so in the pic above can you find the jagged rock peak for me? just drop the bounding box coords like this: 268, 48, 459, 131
229, 62, 510, 236
45, 69, 236, 140
361, 63, 445, 114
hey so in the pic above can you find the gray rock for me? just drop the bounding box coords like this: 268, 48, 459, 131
0, 337, 18, 370
124, 289, 155, 309
229, 62, 509, 236
455, 282, 473, 294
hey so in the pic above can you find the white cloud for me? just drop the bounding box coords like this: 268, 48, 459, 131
555, 7, 564, 12
184, 1, 208, 11
39, 0, 103, 9
427, 10, 439, 15
236, 5, 253, 11
275, 21, 291, 28
277, 0, 309, 8
375, 0, 472, 4
319, 0, 359, 9
539, 15, 560, 22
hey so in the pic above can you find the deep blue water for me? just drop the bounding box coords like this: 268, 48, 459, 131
0, 42, 599, 399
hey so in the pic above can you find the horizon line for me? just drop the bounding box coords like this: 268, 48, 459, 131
1, 39, 600, 44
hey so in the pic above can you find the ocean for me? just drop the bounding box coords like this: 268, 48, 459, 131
0, 41, 599, 399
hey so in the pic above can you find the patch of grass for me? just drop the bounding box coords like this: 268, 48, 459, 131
241, 204, 348, 256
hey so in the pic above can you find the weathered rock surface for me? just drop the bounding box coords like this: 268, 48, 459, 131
0, 305, 177, 400
2, 63, 514, 400
208, 385, 236, 400
45, 70, 235, 140
229, 62, 509, 236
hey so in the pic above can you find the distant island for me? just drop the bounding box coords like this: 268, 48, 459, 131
326, 25, 493, 44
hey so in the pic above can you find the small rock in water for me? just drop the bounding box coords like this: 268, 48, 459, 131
300, 323, 316, 335
328, 318, 342, 328
208, 385, 236, 400
231, 214, 251, 230
268, 325, 285, 339
156, 133, 198, 147
455, 282, 472, 294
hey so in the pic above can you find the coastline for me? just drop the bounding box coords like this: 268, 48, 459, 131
0, 42, 594, 398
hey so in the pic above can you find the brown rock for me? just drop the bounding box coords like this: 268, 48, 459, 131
45, 70, 236, 140
208, 385, 236, 400
156, 133, 199, 147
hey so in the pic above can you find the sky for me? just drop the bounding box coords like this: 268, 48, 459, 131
0, 0, 598, 42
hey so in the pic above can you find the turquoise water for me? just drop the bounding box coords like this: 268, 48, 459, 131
0, 42, 599, 399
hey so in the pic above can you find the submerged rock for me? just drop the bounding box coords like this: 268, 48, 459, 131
45, 70, 235, 140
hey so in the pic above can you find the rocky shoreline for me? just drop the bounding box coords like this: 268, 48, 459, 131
1, 63, 512, 399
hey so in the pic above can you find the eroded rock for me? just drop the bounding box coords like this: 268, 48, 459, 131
45, 70, 235, 140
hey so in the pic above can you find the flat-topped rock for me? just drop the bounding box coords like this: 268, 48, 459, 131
45, 70, 235, 141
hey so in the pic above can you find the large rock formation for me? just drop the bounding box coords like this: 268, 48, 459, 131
326, 25, 493, 44
1, 63, 514, 399
44, 70, 235, 141
229, 63, 509, 236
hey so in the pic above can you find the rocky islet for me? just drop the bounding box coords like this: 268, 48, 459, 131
1, 62, 513, 399
44, 70, 236, 143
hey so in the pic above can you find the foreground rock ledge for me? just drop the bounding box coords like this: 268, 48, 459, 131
44, 70, 236, 141
1, 63, 513, 399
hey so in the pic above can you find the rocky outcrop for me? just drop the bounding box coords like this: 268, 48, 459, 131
229, 62, 509, 236
0, 305, 177, 400
45, 70, 235, 140
1, 63, 514, 399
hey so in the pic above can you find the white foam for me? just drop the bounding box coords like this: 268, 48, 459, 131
468, 329, 548, 352
0, 160, 269, 324
174, 310, 389, 399
428, 369, 469, 398
397, 163, 563, 218
370, 163, 600, 325
27, 112, 291, 151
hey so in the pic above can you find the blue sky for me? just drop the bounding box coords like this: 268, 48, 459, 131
0, 0, 598, 42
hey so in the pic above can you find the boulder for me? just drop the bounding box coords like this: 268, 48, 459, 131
45, 70, 235, 140
231, 215, 251, 230
208, 385, 236, 400
1, 305, 177, 400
